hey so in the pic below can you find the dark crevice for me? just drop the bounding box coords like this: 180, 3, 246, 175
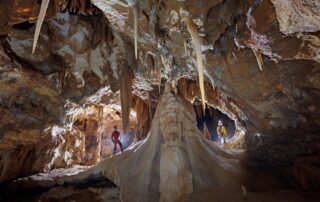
12, 21, 35, 30
65, 176, 117, 188
141, 9, 150, 21
0, 174, 117, 201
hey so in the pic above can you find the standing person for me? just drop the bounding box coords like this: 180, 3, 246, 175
217, 120, 227, 147
111, 126, 123, 154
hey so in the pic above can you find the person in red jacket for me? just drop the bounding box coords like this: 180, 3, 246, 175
111, 125, 123, 154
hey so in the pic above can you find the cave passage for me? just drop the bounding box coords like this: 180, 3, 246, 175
72, 105, 136, 164
101, 124, 135, 155
194, 102, 236, 142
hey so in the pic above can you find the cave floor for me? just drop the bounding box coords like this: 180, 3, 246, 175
0, 186, 120, 202
1, 164, 319, 202
2, 184, 319, 202
182, 188, 320, 202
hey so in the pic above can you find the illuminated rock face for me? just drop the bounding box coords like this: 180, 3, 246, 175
159, 89, 193, 201
270, 0, 320, 34
9, 87, 245, 201
0, 8, 127, 180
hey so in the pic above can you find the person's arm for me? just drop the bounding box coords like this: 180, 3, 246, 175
217, 127, 220, 136
111, 133, 115, 142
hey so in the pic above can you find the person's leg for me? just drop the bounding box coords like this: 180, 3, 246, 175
218, 136, 221, 145
223, 136, 227, 147
113, 142, 117, 154
119, 141, 123, 152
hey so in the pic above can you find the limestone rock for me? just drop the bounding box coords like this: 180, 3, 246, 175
8, 89, 245, 202
271, 0, 320, 34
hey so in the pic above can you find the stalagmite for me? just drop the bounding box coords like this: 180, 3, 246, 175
252, 48, 263, 71
32, 0, 50, 54
133, 6, 138, 59
187, 18, 206, 111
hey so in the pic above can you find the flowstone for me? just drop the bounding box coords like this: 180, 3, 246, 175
12, 86, 245, 202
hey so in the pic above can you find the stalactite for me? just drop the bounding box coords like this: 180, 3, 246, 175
147, 92, 152, 120
194, 102, 203, 119
119, 64, 133, 134
252, 48, 263, 71
232, 51, 237, 60
187, 18, 206, 111
146, 54, 154, 78
64, 0, 99, 14
78, 0, 87, 14
178, 78, 188, 98
133, 6, 138, 59
149, 54, 155, 77
32, 0, 50, 54
133, 96, 152, 141
241, 185, 247, 198
203, 123, 211, 140
156, 55, 161, 93
69, 0, 77, 12
184, 39, 187, 56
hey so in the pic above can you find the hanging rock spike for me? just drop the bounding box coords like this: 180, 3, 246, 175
184, 39, 187, 56
32, 0, 50, 54
186, 18, 206, 111
133, 6, 138, 59
119, 65, 133, 134
252, 48, 263, 71
156, 55, 161, 93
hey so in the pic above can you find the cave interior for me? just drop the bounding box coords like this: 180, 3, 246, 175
0, 0, 320, 201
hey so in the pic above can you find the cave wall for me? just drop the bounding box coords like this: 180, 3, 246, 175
0, 0, 319, 189
89, 0, 320, 187
0, 2, 132, 180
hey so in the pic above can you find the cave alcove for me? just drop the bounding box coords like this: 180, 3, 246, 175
194, 100, 236, 142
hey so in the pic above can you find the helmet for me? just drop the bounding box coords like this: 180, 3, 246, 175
218, 120, 223, 126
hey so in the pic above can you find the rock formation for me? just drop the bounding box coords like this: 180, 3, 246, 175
7, 86, 245, 201
0, 0, 320, 201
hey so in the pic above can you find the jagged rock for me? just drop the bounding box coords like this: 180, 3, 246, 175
270, 0, 320, 34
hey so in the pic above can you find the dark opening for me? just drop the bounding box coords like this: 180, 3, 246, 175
12, 21, 35, 30
194, 102, 236, 141
0, 175, 117, 201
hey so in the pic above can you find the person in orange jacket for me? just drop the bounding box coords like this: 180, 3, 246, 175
111, 125, 123, 154
217, 120, 227, 147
